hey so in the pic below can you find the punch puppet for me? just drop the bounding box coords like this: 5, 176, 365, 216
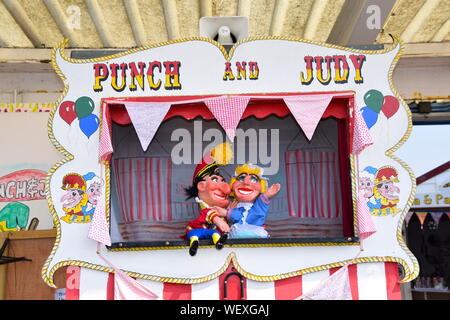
214, 163, 281, 239
183, 143, 233, 256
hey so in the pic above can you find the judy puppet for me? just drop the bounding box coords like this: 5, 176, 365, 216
214, 163, 281, 239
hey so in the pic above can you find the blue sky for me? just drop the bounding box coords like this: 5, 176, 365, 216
395, 124, 450, 177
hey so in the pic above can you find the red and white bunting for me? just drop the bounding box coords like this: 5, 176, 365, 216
203, 96, 251, 141
299, 264, 352, 300
97, 247, 158, 300
87, 194, 111, 246
357, 190, 377, 243
430, 212, 443, 225
124, 102, 172, 152
283, 94, 334, 140
416, 212, 428, 229
99, 102, 113, 162
101, 93, 353, 159
405, 212, 414, 225
352, 107, 374, 154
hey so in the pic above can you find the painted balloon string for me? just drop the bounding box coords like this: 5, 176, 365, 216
361, 89, 400, 129
59, 96, 99, 138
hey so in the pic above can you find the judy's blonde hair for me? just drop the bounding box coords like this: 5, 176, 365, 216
230, 163, 267, 196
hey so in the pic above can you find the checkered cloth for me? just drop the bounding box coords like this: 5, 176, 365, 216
352, 107, 373, 154
87, 193, 111, 246
356, 190, 376, 243
124, 102, 172, 152
204, 96, 251, 141
283, 94, 334, 140
99, 102, 113, 162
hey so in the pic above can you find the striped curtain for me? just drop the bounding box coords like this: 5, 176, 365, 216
285, 150, 343, 219
112, 157, 172, 223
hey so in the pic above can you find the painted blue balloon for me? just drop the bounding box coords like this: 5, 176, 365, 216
79, 114, 99, 138
361, 106, 378, 129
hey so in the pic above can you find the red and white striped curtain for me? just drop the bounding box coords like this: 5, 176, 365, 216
112, 157, 172, 223
285, 150, 343, 219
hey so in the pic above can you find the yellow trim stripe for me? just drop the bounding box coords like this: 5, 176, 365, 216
0, 103, 54, 112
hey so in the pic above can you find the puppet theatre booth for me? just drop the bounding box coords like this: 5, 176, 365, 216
44, 37, 418, 300
406, 161, 450, 300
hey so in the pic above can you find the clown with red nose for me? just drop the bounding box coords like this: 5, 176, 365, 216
214, 163, 281, 239
183, 143, 233, 256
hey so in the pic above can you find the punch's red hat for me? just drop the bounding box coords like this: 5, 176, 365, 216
61, 173, 86, 191
192, 142, 233, 182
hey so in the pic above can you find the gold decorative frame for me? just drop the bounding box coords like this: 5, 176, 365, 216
42, 35, 418, 287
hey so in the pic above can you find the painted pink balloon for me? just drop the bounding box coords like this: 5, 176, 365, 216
381, 95, 399, 119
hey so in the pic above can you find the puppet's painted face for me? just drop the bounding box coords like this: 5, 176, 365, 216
197, 175, 231, 208
377, 181, 400, 201
359, 177, 374, 198
86, 183, 101, 205
232, 173, 262, 203
61, 189, 84, 208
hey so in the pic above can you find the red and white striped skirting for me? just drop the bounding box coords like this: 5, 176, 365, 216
65, 262, 401, 300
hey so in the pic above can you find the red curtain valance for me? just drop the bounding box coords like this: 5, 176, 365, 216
99, 92, 357, 163
105, 93, 353, 126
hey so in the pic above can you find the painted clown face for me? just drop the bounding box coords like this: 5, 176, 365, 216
197, 174, 231, 208
86, 182, 101, 205
359, 177, 374, 198
61, 189, 84, 209
377, 180, 400, 201
232, 173, 262, 203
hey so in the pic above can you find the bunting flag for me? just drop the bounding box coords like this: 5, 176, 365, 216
124, 102, 172, 152
203, 96, 250, 141
283, 94, 334, 140
298, 264, 352, 300
113, 267, 158, 300
356, 190, 377, 243
416, 212, 428, 229
87, 195, 111, 246
97, 246, 158, 300
99, 102, 114, 162
405, 212, 414, 225
430, 212, 443, 225
352, 107, 374, 154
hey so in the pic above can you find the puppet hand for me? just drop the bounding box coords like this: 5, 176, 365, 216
213, 216, 230, 233
212, 206, 228, 217
227, 200, 238, 211
265, 183, 281, 199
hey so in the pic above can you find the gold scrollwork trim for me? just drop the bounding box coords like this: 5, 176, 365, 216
45, 252, 411, 285
41, 42, 74, 288
55, 35, 399, 65
384, 37, 419, 283
108, 241, 359, 252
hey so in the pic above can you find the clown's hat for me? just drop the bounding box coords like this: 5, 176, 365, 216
61, 173, 86, 191
375, 166, 399, 184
